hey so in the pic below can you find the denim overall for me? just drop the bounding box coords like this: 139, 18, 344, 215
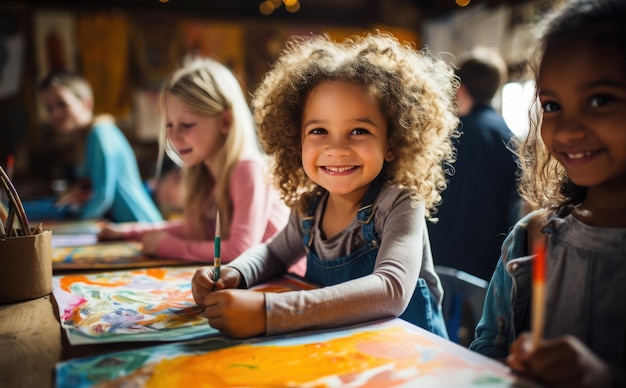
302, 179, 448, 337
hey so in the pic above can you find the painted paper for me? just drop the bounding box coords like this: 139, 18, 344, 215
52, 267, 211, 345
51, 241, 187, 270
56, 318, 535, 388
52, 268, 316, 345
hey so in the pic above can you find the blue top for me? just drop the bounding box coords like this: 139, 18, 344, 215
470, 210, 626, 371
428, 105, 520, 280
76, 120, 162, 222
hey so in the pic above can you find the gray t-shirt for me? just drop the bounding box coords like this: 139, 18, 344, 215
228, 184, 443, 336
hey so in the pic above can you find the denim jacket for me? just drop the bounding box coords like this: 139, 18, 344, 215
470, 209, 626, 372
469, 211, 534, 359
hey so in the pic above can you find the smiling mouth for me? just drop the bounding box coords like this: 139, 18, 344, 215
178, 148, 192, 155
567, 151, 593, 159
321, 166, 359, 174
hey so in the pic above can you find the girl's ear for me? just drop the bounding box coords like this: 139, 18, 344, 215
220, 110, 233, 134
385, 146, 395, 162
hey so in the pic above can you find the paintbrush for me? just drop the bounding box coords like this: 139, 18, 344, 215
213, 210, 221, 281
5, 154, 14, 181
0, 166, 29, 236
532, 240, 547, 347
0, 207, 5, 238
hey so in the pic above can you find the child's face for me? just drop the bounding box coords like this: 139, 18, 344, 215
301, 80, 393, 202
538, 36, 626, 190
40, 86, 90, 133
164, 94, 228, 168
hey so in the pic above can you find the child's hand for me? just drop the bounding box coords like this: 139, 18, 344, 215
507, 333, 613, 387
141, 231, 166, 255
192, 267, 242, 307
97, 224, 124, 241
203, 289, 266, 338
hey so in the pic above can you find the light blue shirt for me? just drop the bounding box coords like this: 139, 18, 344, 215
77, 120, 162, 223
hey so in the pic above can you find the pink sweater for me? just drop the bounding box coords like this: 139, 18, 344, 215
122, 159, 291, 265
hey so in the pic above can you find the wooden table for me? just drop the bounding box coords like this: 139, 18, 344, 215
1, 294, 535, 388
0, 295, 60, 388
0, 294, 183, 388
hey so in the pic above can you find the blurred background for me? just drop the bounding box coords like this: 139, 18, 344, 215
0, 0, 555, 197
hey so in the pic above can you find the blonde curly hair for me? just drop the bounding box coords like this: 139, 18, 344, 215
252, 32, 459, 217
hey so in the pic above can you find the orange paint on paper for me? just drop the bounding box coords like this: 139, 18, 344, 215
143, 327, 449, 388
59, 275, 128, 291
56, 320, 521, 387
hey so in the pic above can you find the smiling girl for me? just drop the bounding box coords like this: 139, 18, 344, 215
98, 58, 291, 266
470, 0, 626, 386
191, 32, 459, 339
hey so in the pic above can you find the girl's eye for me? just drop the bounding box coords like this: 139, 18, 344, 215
181, 123, 195, 130
590, 95, 614, 108
309, 127, 327, 135
351, 127, 371, 135
541, 101, 560, 113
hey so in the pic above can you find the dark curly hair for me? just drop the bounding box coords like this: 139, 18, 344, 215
516, 0, 626, 212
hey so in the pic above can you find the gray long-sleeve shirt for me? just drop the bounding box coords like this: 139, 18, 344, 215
228, 184, 443, 336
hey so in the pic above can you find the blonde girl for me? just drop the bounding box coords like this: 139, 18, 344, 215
99, 58, 290, 264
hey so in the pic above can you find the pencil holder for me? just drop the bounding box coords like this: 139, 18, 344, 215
0, 229, 52, 304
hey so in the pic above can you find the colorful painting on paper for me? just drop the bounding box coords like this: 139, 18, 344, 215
52, 268, 316, 345
52, 267, 213, 345
51, 241, 187, 270
55, 319, 534, 388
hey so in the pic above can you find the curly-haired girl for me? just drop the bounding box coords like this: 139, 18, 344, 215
470, 0, 626, 386
192, 32, 459, 338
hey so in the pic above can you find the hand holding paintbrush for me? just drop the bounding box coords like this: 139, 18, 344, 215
506, 240, 547, 374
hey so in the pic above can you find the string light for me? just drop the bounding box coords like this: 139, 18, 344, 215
455, 0, 470, 7
259, 1, 276, 15
259, 0, 301, 15
285, 1, 300, 13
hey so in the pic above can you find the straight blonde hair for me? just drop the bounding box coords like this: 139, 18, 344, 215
158, 57, 261, 238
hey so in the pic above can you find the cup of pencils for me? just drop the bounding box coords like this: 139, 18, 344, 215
0, 166, 52, 304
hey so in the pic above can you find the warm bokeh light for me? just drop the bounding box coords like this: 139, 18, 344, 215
259, 0, 301, 14
285, 1, 300, 13
259, 1, 276, 15
455, 0, 470, 6
158, 0, 169, 3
